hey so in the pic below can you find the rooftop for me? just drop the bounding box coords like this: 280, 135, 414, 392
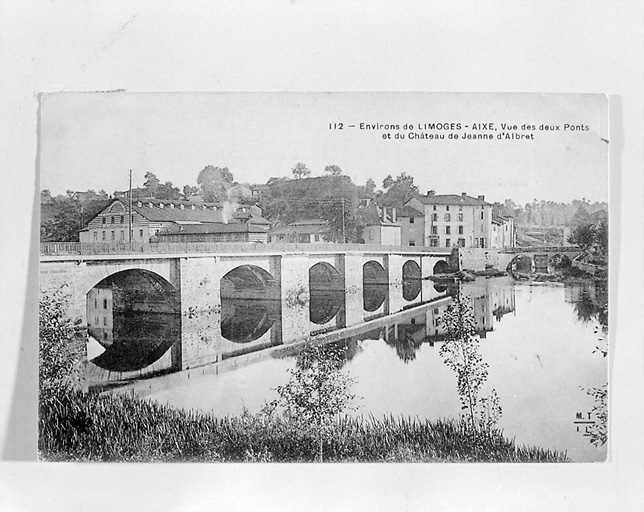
416, 192, 490, 206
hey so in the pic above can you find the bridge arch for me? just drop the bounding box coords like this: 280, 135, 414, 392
309, 261, 344, 325
433, 260, 450, 274
220, 264, 278, 299
402, 260, 422, 301
550, 253, 572, 269
507, 254, 535, 278
86, 268, 180, 373
363, 260, 387, 312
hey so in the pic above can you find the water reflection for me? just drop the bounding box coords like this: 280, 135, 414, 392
363, 261, 387, 312
402, 260, 421, 301
86, 270, 181, 373
309, 262, 345, 325
141, 277, 607, 461
221, 298, 280, 343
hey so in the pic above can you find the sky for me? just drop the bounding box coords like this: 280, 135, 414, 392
39, 92, 608, 206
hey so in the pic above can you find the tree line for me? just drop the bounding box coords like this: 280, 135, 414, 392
40, 162, 607, 244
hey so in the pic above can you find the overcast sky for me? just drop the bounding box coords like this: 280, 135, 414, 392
40, 92, 608, 206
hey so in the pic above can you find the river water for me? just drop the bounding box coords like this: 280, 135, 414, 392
134, 276, 607, 463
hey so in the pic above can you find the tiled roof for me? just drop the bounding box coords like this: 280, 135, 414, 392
90, 198, 270, 225
159, 223, 268, 235
270, 219, 331, 235
397, 205, 424, 217
416, 194, 490, 206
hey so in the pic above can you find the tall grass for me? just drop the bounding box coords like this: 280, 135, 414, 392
39, 391, 568, 463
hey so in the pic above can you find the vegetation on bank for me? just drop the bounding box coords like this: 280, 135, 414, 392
39, 391, 568, 463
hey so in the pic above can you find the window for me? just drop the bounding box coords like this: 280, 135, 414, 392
446, 205, 450, 211
431, 226, 437, 235
430, 238, 438, 247
120, 215, 124, 223
102, 231, 106, 241
368, 230, 373, 240
432, 205, 437, 211
120, 230, 125, 240
103, 299, 108, 309
458, 213, 463, 222
480, 212, 484, 219
444, 213, 451, 222
432, 213, 438, 221
139, 229, 144, 238
111, 231, 115, 241
93, 231, 97, 241
409, 241, 416, 246
459, 206, 462, 211
458, 225, 464, 234
111, 216, 115, 224
103, 317, 107, 326
445, 226, 451, 234
94, 298, 97, 308
102, 217, 106, 224
410, 217, 415, 224
314, 234, 320, 242
445, 239, 451, 247
458, 238, 465, 247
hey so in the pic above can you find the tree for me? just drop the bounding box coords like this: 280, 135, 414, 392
143, 172, 161, 197
568, 223, 596, 251
439, 295, 502, 434
324, 164, 343, 176
291, 162, 311, 180
197, 165, 234, 202
182, 185, 200, 200
274, 340, 357, 461
40, 197, 82, 242
380, 172, 419, 208
39, 286, 83, 402
365, 178, 376, 196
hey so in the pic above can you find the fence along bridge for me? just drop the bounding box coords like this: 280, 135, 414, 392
40, 242, 452, 381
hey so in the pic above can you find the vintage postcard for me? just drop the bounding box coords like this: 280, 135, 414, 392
38, 92, 608, 462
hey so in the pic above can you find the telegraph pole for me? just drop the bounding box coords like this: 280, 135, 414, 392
128, 169, 133, 249
341, 197, 346, 243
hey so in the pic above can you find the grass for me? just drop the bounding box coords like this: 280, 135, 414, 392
39, 391, 569, 463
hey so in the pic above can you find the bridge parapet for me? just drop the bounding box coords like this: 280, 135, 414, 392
40, 241, 451, 258
499, 246, 581, 254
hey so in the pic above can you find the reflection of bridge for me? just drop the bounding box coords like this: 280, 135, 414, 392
40, 243, 451, 380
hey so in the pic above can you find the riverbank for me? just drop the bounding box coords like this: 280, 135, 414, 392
39, 391, 569, 463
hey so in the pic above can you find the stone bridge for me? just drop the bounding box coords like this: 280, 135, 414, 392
497, 247, 583, 274
40, 243, 452, 381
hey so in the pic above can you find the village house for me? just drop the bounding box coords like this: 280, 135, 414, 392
84, 198, 268, 243
404, 192, 515, 249
404, 192, 493, 249
359, 206, 402, 246
397, 204, 425, 247
268, 219, 333, 244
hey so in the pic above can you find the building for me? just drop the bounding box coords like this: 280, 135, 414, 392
154, 223, 269, 243
268, 219, 333, 244
84, 198, 269, 243
405, 192, 494, 248
490, 214, 516, 248
359, 206, 402, 246
397, 205, 425, 247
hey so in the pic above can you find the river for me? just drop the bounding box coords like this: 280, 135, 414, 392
118, 276, 607, 463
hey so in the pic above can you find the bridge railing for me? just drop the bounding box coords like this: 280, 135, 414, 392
40, 241, 452, 257
499, 245, 581, 254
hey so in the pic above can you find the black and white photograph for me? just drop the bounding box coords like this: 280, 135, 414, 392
38, 92, 608, 463
2, 2, 643, 510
